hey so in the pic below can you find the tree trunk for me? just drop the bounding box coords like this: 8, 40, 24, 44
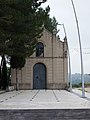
16, 69, 18, 91
1, 54, 8, 90
0, 65, 2, 89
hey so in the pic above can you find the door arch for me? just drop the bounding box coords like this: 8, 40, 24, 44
33, 63, 46, 89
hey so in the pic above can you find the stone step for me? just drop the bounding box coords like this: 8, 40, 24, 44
0, 109, 90, 120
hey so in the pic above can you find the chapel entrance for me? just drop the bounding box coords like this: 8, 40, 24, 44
33, 63, 46, 89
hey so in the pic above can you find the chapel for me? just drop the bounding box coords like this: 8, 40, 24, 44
11, 28, 68, 89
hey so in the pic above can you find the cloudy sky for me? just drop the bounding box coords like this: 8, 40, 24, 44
42, 0, 90, 74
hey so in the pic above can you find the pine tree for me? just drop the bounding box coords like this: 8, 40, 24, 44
44, 16, 58, 33
0, 0, 49, 61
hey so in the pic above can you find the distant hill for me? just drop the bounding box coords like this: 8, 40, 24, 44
68, 73, 90, 85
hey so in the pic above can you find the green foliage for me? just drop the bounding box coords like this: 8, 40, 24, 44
10, 55, 26, 70
0, 0, 58, 71
72, 82, 90, 88
85, 82, 90, 87
44, 16, 58, 33
72, 82, 82, 88
0, 0, 49, 70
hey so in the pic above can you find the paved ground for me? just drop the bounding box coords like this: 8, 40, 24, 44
84, 87, 90, 92
0, 89, 90, 109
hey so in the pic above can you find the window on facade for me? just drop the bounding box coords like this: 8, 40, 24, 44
36, 42, 44, 57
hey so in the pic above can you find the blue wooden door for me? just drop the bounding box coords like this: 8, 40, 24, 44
33, 63, 46, 89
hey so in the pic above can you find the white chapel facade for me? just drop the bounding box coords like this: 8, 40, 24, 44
11, 28, 68, 89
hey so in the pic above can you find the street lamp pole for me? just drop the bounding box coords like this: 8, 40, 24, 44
58, 24, 72, 92
70, 0, 85, 97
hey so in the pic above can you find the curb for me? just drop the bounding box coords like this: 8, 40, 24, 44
0, 90, 6, 94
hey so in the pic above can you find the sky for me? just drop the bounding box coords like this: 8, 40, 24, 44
42, 0, 90, 74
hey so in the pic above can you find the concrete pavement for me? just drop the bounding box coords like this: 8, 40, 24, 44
0, 89, 90, 109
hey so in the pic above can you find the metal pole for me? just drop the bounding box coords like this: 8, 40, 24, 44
58, 24, 72, 92
70, 0, 85, 97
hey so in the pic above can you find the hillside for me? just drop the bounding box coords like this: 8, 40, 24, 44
69, 73, 90, 85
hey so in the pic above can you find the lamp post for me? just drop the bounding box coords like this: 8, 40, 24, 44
70, 0, 85, 97
58, 24, 72, 92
